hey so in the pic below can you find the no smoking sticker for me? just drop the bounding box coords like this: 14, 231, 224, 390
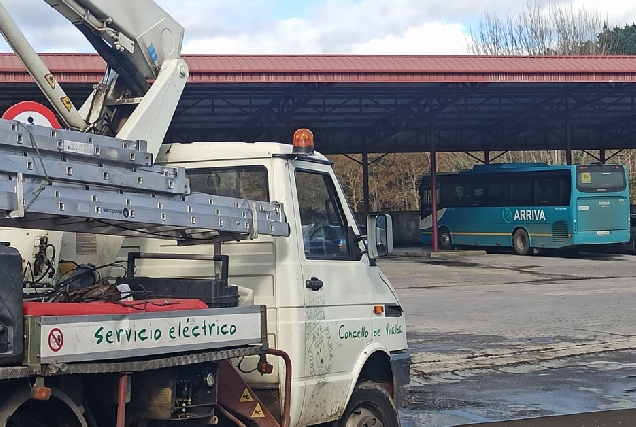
47, 328, 64, 352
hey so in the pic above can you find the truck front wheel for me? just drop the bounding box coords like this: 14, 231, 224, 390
337, 381, 399, 427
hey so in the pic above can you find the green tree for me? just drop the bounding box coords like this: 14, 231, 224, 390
598, 23, 636, 54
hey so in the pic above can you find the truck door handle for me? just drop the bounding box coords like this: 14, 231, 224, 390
306, 277, 323, 291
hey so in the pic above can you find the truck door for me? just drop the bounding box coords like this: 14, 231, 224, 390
292, 162, 373, 424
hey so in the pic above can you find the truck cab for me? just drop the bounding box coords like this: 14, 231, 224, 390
122, 134, 410, 426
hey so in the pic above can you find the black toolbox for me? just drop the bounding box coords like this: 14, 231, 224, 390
118, 252, 239, 308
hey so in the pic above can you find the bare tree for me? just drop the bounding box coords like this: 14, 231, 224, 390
331, 155, 365, 211
330, 153, 431, 212
467, 1, 616, 55
466, 1, 630, 180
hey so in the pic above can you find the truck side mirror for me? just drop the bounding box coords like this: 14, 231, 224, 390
367, 213, 393, 258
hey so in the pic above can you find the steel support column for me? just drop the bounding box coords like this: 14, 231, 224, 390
430, 124, 438, 252
484, 150, 490, 164
565, 115, 572, 165
362, 150, 370, 217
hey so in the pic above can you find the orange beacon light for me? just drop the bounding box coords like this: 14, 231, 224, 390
292, 128, 314, 156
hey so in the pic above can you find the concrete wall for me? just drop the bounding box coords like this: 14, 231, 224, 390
356, 210, 421, 247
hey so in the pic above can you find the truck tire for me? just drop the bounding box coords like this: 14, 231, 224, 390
337, 381, 399, 427
438, 227, 453, 250
513, 229, 530, 256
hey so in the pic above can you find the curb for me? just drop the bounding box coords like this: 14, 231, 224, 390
392, 249, 487, 258
429, 250, 487, 258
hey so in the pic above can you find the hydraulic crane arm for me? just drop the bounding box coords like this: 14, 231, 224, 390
0, 0, 188, 155
42, 0, 184, 93
41, 0, 189, 155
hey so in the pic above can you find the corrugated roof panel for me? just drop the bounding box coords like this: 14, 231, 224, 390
0, 53, 636, 83
184, 54, 636, 76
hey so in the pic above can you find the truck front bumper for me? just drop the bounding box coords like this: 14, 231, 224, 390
390, 351, 411, 408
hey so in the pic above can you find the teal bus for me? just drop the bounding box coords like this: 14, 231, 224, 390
419, 163, 630, 255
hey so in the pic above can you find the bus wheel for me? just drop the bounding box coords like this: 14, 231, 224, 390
513, 229, 530, 255
439, 227, 453, 250
337, 381, 399, 427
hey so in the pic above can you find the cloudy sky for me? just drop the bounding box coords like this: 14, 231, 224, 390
0, 0, 635, 55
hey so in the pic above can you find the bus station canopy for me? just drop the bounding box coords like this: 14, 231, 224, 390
0, 53, 635, 155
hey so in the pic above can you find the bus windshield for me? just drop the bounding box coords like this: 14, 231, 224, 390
576, 165, 626, 193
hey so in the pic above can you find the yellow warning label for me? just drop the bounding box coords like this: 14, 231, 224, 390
61, 96, 73, 112
251, 403, 265, 418
239, 388, 253, 403
44, 73, 56, 89
580, 172, 591, 184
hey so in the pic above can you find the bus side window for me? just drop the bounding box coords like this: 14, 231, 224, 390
470, 187, 484, 206
511, 178, 534, 206
487, 183, 497, 206
501, 181, 511, 206
464, 179, 480, 207
454, 185, 464, 207
537, 175, 568, 206
440, 187, 452, 208
441, 184, 463, 208
419, 181, 433, 218
487, 182, 508, 206
536, 179, 552, 205
464, 183, 473, 205
559, 176, 571, 206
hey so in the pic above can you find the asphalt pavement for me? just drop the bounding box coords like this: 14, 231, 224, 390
379, 246, 636, 426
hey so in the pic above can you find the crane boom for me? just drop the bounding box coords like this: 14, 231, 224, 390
39, 0, 188, 155
42, 0, 184, 86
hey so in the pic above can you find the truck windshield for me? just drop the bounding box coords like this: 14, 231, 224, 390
576, 165, 626, 193
187, 166, 269, 201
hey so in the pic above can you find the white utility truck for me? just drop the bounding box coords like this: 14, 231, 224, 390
0, 1, 410, 427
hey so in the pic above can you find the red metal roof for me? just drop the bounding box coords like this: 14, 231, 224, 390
1, 53, 636, 83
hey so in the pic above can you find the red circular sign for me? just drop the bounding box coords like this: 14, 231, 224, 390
2, 101, 61, 129
47, 328, 64, 352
